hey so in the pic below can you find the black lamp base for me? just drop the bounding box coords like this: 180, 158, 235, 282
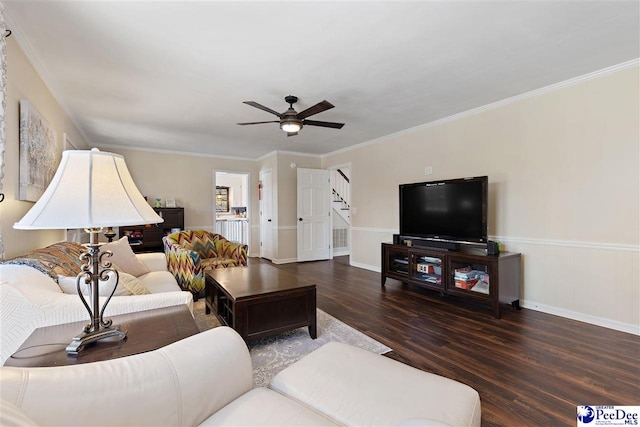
69, 227, 127, 354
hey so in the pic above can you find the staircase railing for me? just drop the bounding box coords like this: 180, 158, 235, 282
331, 169, 350, 210
331, 169, 350, 254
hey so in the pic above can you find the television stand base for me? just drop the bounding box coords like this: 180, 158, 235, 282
382, 242, 522, 318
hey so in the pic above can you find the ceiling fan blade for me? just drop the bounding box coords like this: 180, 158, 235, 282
296, 100, 334, 119
243, 101, 283, 118
237, 120, 279, 125
287, 132, 298, 137
303, 119, 345, 129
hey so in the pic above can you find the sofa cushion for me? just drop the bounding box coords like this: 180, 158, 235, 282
136, 252, 169, 272
394, 418, 453, 427
102, 236, 150, 277
0, 285, 40, 366
57, 272, 150, 296
0, 399, 37, 427
138, 271, 182, 294
1, 242, 85, 281
200, 387, 337, 426
118, 273, 151, 295
270, 341, 481, 427
57, 272, 129, 296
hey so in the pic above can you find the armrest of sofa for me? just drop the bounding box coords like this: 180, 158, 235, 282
217, 239, 248, 265
0, 327, 253, 427
136, 252, 169, 272
163, 237, 204, 293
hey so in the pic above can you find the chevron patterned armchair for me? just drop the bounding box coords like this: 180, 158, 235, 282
163, 230, 248, 295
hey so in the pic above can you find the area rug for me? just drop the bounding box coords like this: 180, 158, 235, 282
192, 300, 392, 387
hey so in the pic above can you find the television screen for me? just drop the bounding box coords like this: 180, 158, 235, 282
399, 176, 487, 244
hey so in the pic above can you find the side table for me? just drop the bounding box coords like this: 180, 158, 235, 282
5, 305, 199, 367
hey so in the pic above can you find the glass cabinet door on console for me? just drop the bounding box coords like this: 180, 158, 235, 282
447, 257, 495, 300
385, 246, 410, 278
382, 242, 521, 318
410, 252, 444, 289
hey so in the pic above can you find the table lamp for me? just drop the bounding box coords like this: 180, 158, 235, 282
14, 148, 163, 353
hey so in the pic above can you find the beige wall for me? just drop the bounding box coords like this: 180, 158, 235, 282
323, 66, 640, 333
98, 147, 260, 255
1, 38, 89, 260
257, 152, 321, 262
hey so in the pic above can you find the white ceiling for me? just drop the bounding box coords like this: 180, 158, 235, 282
5, 1, 639, 159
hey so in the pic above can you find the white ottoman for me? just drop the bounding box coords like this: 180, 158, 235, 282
269, 342, 481, 427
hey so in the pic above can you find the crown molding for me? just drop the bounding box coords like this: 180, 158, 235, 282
256, 150, 323, 162
96, 143, 258, 162
322, 58, 640, 159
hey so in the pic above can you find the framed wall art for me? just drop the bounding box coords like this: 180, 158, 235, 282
19, 99, 57, 202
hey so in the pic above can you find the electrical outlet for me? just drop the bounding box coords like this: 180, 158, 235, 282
424, 166, 433, 175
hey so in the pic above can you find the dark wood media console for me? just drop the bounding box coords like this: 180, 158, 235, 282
382, 243, 521, 318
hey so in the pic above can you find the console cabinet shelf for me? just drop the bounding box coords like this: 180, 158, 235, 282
119, 207, 184, 253
382, 243, 521, 318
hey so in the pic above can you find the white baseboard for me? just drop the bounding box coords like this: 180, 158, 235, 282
333, 249, 350, 257
522, 300, 639, 336
352, 258, 639, 336
271, 257, 297, 265
350, 260, 380, 273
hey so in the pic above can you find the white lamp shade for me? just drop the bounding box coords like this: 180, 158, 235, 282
14, 149, 163, 229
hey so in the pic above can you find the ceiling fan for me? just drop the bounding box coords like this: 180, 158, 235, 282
237, 95, 345, 137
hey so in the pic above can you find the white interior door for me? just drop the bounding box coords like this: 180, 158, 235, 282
297, 168, 331, 262
259, 169, 275, 260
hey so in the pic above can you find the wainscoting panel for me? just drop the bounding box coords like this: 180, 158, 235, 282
350, 228, 639, 335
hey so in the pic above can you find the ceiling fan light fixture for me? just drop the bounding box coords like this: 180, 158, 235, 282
281, 121, 302, 133
239, 95, 343, 135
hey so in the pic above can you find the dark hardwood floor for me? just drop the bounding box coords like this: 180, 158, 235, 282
258, 256, 640, 427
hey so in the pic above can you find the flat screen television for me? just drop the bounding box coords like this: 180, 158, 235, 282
399, 176, 488, 248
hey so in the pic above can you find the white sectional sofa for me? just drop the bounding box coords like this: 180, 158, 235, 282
0, 327, 482, 427
0, 243, 192, 365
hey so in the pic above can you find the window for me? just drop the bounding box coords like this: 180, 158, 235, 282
216, 186, 229, 212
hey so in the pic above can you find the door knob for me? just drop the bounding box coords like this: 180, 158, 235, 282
267, 219, 271, 222
298, 218, 303, 221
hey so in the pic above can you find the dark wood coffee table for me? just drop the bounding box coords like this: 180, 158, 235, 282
5, 305, 199, 367
205, 263, 317, 341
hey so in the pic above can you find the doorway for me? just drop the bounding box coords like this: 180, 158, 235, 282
213, 171, 250, 250
329, 164, 351, 257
